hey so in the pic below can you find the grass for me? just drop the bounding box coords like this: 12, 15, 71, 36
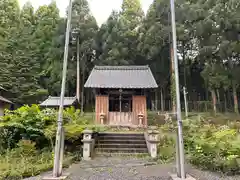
0, 148, 76, 180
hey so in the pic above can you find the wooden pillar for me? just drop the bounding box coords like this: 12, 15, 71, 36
95, 95, 109, 124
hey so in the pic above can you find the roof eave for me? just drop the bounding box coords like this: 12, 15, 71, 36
84, 86, 158, 89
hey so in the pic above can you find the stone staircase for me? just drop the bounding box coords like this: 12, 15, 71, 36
95, 132, 149, 155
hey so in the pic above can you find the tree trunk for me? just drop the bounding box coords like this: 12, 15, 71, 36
217, 89, 220, 104
224, 91, 227, 113
232, 84, 239, 114
155, 89, 158, 111
80, 59, 85, 116
76, 37, 80, 102
211, 89, 217, 115
170, 47, 176, 112
160, 88, 164, 112
151, 100, 154, 111
151, 91, 154, 111
182, 41, 187, 87
206, 88, 209, 101
85, 89, 89, 111
229, 57, 239, 114
227, 90, 232, 110
217, 89, 220, 111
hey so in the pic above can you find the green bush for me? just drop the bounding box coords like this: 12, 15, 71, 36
156, 115, 240, 174
0, 105, 92, 179
185, 125, 240, 174
0, 105, 49, 150
0, 105, 94, 150
157, 133, 176, 163
0, 140, 74, 179
147, 111, 166, 126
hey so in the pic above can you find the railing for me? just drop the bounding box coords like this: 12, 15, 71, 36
108, 112, 133, 126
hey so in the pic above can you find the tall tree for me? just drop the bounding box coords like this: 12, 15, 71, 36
138, 0, 171, 111
97, 0, 144, 65
94, 11, 120, 65
0, 1, 48, 104
213, 0, 240, 113
33, 2, 60, 93
71, 0, 98, 113
0, 0, 20, 89
121, 0, 144, 29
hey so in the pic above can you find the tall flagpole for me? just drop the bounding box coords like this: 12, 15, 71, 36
53, 0, 73, 177
169, 0, 186, 179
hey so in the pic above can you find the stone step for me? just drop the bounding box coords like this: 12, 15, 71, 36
96, 143, 147, 149
95, 152, 150, 157
98, 132, 144, 136
97, 139, 146, 144
95, 132, 148, 156
97, 135, 145, 140
95, 147, 148, 153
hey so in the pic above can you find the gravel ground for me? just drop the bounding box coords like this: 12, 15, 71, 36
24, 157, 240, 180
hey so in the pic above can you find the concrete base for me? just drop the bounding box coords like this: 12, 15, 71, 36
42, 173, 70, 180
170, 174, 196, 180
82, 156, 91, 161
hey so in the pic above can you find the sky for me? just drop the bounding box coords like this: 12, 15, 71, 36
18, 0, 153, 26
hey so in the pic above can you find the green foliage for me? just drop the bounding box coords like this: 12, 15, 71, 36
156, 113, 240, 174
0, 140, 74, 179
187, 116, 240, 174
0, 0, 239, 113
0, 105, 47, 150
0, 0, 49, 104
95, 0, 144, 65
0, 105, 94, 150
147, 111, 166, 126
158, 134, 176, 163
185, 125, 240, 174
0, 105, 90, 178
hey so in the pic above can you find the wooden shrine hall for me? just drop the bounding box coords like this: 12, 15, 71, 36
84, 66, 158, 127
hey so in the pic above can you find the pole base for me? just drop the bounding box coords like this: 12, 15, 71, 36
170, 174, 196, 180
42, 173, 70, 180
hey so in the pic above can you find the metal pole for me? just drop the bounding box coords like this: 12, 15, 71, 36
170, 0, 186, 179
53, 0, 73, 177
58, 129, 65, 174
183, 87, 188, 117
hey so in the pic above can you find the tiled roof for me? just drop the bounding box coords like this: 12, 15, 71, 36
84, 65, 158, 89
40, 96, 77, 107
0, 96, 13, 104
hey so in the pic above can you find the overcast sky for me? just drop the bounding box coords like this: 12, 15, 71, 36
18, 0, 153, 25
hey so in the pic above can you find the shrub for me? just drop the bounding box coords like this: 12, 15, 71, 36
156, 114, 240, 174
0, 105, 48, 150
0, 105, 94, 151
0, 140, 74, 179
147, 111, 166, 126
0, 105, 93, 179
157, 133, 176, 163
183, 119, 240, 174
